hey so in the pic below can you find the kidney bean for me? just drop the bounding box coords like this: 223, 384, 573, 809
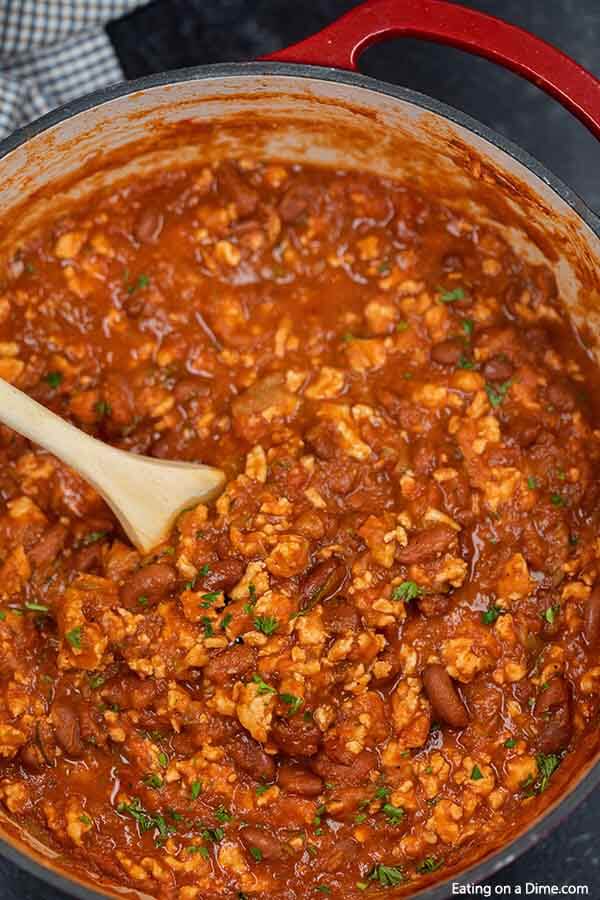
240, 826, 284, 861
506, 416, 540, 449
396, 525, 456, 565
535, 677, 572, 753
28, 523, 68, 568
218, 163, 258, 218
51, 698, 83, 757
310, 749, 375, 786
278, 764, 323, 797
70, 542, 104, 574
101, 675, 159, 711
104, 375, 135, 427
120, 563, 176, 607
321, 598, 361, 636
299, 558, 348, 609
204, 644, 255, 684
271, 715, 322, 757
423, 663, 469, 728
197, 558, 245, 594
417, 593, 451, 618
430, 338, 464, 366
134, 208, 164, 244
483, 355, 514, 381
584, 586, 600, 648
229, 735, 276, 782
547, 381, 576, 412
20, 742, 45, 772
278, 183, 314, 223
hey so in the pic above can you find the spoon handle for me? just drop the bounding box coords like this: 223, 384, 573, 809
0, 378, 225, 553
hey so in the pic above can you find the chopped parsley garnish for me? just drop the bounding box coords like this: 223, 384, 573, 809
79, 814, 92, 825
157, 751, 169, 768
249, 846, 263, 862
471, 765, 484, 781
254, 615, 278, 636
485, 379, 512, 408
143, 774, 163, 789
391, 580, 422, 602
438, 287, 465, 303
280, 693, 303, 716
378, 260, 391, 275
220, 612, 232, 631
94, 400, 111, 418
481, 604, 503, 625
137, 595, 148, 606
200, 591, 220, 608
543, 605, 560, 625
504, 738, 517, 749
198, 563, 211, 576
252, 673, 276, 695
316, 887, 331, 895
117, 798, 174, 844
43, 371, 63, 388
190, 781, 202, 800
126, 273, 150, 294
214, 805, 233, 824
24, 601, 49, 613
66, 626, 82, 649
550, 492, 565, 507
374, 785, 391, 800
243, 584, 257, 614
200, 616, 214, 638
342, 332, 356, 342
0, 611, 5, 621
535, 752, 560, 793
368, 863, 406, 887
88, 673, 104, 690
396, 321, 409, 332
382, 803, 405, 826
188, 845, 209, 859
354, 812, 367, 824
462, 318, 474, 337
527, 476, 539, 490
417, 857, 443, 874
457, 354, 475, 370
83, 530, 107, 545
201, 826, 225, 843
255, 784, 270, 796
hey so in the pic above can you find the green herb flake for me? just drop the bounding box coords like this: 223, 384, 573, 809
187, 845, 209, 859
252, 673, 276, 695
220, 612, 232, 631
24, 601, 49, 613
254, 615, 279, 636
527, 476, 539, 490
396, 321, 409, 333
43, 371, 63, 389
417, 857, 443, 874
83, 530, 108, 545
88, 673, 104, 690
550, 492, 566, 507
316, 887, 331, 895
457, 354, 475, 370
485, 379, 512, 408
190, 780, 202, 800
94, 400, 111, 419
280, 692, 303, 716
0, 611, 5, 621
200, 616, 214, 638
438, 287, 465, 303
198, 564, 211, 576
391, 580, 423, 602
249, 846, 263, 862
462, 318, 474, 337
382, 802, 405, 826
543, 605, 560, 625
137, 595, 149, 607
374, 785, 391, 800
255, 784, 270, 796
127, 273, 150, 294
481, 605, 503, 625
66, 626, 83, 649
354, 812, 367, 824
535, 752, 560, 793
504, 738, 517, 749
470, 765, 484, 781
356, 883, 369, 892
143, 774, 163, 789
368, 863, 406, 887
214, 805, 233, 824
342, 332, 356, 343
79, 814, 92, 826
117, 798, 174, 845
200, 591, 220, 608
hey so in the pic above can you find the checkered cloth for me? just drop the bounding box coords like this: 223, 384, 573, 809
0, 0, 147, 138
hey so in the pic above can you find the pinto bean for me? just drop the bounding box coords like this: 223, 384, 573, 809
299, 558, 348, 609
134, 208, 164, 244
101, 675, 159, 711
271, 715, 322, 757
28, 523, 68, 567
423, 664, 469, 728
51, 698, 83, 757
396, 525, 456, 565
535, 676, 569, 717
430, 338, 464, 366
483, 355, 514, 381
204, 644, 255, 684
229, 735, 276, 782
240, 826, 285, 861
584, 586, 600, 648
417, 593, 451, 618
278, 764, 323, 797
278, 184, 314, 223
547, 381, 576, 412
198, 558, 244, 594
310, 749, 375, 787
321, 598, 361, 636
120, 563, 176, 607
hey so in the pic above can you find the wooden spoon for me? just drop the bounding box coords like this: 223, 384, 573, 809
0, 379, 225, 554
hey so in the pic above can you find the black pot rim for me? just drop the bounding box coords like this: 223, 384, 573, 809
0, 60, 598, 900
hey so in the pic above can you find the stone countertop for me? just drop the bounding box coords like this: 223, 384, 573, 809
1, 1, 599, 897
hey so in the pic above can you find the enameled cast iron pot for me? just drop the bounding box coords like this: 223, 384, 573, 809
0, 1, 599, 897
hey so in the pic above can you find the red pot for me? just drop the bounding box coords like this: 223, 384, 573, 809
0, 1, 598, 897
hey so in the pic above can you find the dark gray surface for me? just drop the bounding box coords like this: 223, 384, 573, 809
1, 1, 599, 898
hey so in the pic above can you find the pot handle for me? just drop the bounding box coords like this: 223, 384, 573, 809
263, 0, 600, 140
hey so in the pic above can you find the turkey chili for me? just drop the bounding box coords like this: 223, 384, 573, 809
0, 159, 599, 899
